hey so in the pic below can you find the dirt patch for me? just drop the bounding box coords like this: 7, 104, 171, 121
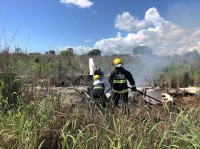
57, 86, 88, 105
51, 86, 200, 119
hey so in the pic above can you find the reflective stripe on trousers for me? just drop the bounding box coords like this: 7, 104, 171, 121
112, 89, 128, 93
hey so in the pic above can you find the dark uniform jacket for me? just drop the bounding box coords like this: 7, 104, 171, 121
108, 66, 136, 93
94, 68, 104, 80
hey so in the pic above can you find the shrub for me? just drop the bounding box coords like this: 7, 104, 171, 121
0, 72, 21, 103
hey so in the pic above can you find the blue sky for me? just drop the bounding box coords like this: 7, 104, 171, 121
0, 0, 200, 56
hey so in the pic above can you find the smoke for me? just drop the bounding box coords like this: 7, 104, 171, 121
124, 55, 171, 87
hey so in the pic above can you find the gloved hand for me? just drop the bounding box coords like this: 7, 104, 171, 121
131, 86, 137, 92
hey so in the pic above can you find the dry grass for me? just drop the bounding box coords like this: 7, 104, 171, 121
1, 88, 199, 148
0, 51, 200, 148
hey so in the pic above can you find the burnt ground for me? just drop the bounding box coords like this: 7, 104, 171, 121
50, 86, 200, 121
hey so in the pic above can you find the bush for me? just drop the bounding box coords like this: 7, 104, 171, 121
0, 72, 21, 105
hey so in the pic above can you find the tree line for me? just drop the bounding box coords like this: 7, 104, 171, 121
8, 45, 200, 58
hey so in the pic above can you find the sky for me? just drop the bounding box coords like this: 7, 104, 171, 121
0, 0, 200, 56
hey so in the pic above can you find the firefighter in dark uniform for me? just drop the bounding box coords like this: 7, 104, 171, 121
88, 75, 108, 107
94, 67, 104, 81
108, 58, 137, 108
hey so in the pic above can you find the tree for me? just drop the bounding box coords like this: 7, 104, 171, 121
88, 49, 101, 56
132, 46, 153, 56
45, 50, 55, 55
15, 47, 21, 53
60, 48, 74, 56
67, 48, 73, 53
13, 46, 25, 55
184, 50, 200, 59
29, 52, 41, 55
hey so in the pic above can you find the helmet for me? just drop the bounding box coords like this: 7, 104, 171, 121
113, 58, 123, 65
93, 75, 100, 80
96, 67, 101, 71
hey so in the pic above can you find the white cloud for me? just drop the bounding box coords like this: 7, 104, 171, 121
115, 12, 149, 31
58, 45, 93, 55
60, 0, 93, 8
59, 7, 200, 56
95, 7, 200, 56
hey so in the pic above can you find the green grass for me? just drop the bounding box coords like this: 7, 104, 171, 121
0, 91, 199, 149
0, 51, 200, 148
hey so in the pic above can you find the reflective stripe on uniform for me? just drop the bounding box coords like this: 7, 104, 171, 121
113, 80, 127, 83
112, 89, 128, 93
93, 86, 103, 90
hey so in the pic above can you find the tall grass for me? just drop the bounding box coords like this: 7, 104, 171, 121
2, 92, 199, 148
0, 51, 200, 148
59, 103, 200, 149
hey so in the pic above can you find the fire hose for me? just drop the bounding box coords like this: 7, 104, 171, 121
133, 88, 162, 103
105, 87, 162, 103
104, 88, 111, 94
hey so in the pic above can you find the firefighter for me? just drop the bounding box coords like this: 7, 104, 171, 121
94, 67, 104, 81
108, 58, 137, 108
88, 74, 108, 107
